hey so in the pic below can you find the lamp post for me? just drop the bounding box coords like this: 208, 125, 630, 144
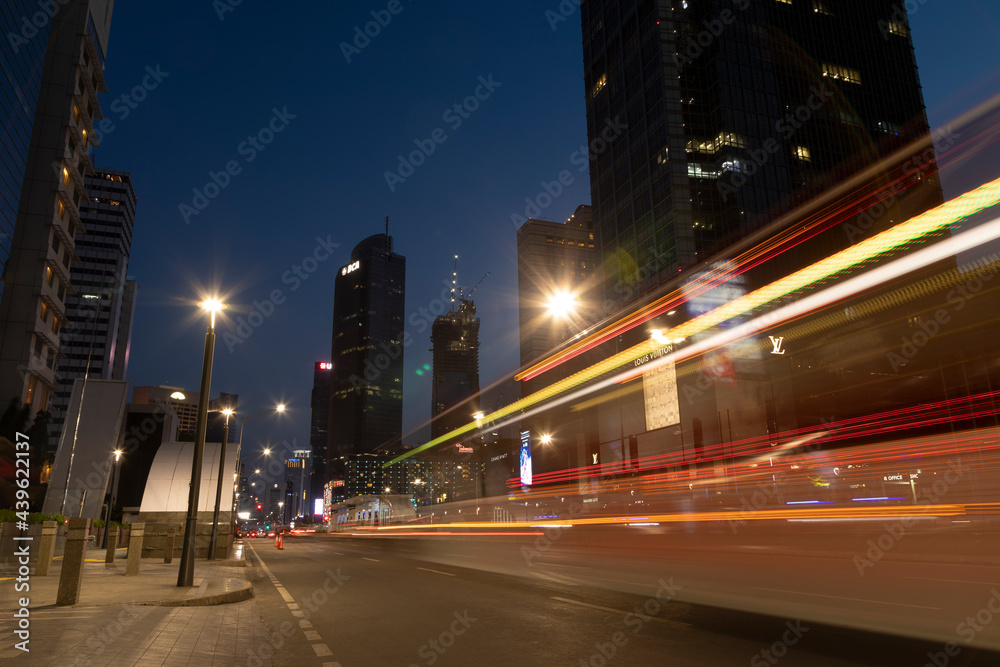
228, 405, 285, 535
178, 298, 224, 588
207, 408, 233, 560
101, 449, 122, 549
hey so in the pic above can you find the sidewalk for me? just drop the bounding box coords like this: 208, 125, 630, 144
0, 539, 276, 666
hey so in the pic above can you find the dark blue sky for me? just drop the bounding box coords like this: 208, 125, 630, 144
92, 2, 1000, 462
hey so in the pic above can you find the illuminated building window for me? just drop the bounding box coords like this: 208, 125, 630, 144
62, 166, 70, 185
591, 73, 607, 97
811, 1, 832, 15
775, 0, 792, 4
52, 316, 61, 335
25, 376, 36, 405
794, 146, 811, 161
45, 266, 54, 287
822, 63, 862, 84
39, 302, 48, 322
687, 163, 718, 179
884, 21, 908, 37
685, 132, 747, 155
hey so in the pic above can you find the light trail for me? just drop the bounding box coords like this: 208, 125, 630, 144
386, 176, 1000, 467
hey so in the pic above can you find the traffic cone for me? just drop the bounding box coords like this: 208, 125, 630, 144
276, 533, 284, 550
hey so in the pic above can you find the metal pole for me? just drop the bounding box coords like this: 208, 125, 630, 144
177, 324, 216, 587
102, 453, 121, 549
208, 418, 229, 560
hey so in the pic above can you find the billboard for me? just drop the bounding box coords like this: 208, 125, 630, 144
519, 430, 532, 487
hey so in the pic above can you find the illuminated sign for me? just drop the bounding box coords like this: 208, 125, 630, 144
331, 480, 345, 487
520, 430, 532, 486
341, 260, 360, 276
456, 444, 474, 453
769, 336, 787, 355
317, 361, 332, 370
313, 499, 324, 515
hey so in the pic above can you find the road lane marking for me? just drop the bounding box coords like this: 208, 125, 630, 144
904, 577, 1000, 586
300, 620, 314, 628
362, 557, 380, 562
333, 552, 345, 555
533, 571, 579, 586
416, 567, 456, 577
313, 644, 333, 656
550, 597, 690, 628
749, 587, 941, 610
305, 630, 322, 641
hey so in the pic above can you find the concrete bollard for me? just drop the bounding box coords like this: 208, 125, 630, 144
105, 527, 118, 565
125, 523, 144, 576
35, 521, 58, 576
164, 526, 177, 564
56, 518, 91, 605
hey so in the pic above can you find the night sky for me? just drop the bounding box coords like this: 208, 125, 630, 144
90, 2, 1000, 464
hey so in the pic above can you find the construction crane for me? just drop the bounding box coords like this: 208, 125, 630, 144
461, 272, 490, 301
448, 253, 490, 310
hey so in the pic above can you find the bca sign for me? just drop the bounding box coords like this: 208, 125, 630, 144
342, 260, 360, 276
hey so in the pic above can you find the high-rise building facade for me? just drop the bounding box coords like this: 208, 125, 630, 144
516, 205, 597, 394
0, 0, 115, 416
430, 299, 480, 439
580, 0, 941, 305
309, 361, 330, 502
50, 169, 137, 453
328, 234, 405, 467
1, 1, 56, 280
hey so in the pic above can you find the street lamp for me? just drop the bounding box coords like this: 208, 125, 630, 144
101, 449, 123, 549
208, 407, 233, 560
178, 297, 225, 588
229, 405, 285, 530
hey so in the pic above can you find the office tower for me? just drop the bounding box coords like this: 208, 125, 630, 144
430, 298, 480, 439
1, 1, 56, 281
0, 0, 115, 417
580, 0, 942, 305
309, 361, 330, 503
516, 205, 597, 395
49, 169, 137, 454
328, 234, 405, 463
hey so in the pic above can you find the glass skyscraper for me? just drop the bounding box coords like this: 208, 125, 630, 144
328, 234, 406, 469
581, 0, 942, 305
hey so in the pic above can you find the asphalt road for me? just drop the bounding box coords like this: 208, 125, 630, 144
247, 531, 1000, 667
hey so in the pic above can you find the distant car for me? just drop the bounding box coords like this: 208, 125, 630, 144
248, 529, 259, 538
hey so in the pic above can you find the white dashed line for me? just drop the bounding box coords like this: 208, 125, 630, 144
749, 587, 941, 610
416, 567, 456, 577
313, 644, 333, 656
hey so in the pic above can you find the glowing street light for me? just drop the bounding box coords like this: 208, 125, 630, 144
178, 297, 226, 587
546, 290, 578, 318
539, 434, 552, 445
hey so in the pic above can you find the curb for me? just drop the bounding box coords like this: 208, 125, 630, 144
147, 577, 255, 607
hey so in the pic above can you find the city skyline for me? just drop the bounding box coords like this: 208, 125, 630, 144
49, 2, 1000, 462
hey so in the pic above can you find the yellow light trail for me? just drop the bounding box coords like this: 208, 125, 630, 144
386, 175, 1000, 467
